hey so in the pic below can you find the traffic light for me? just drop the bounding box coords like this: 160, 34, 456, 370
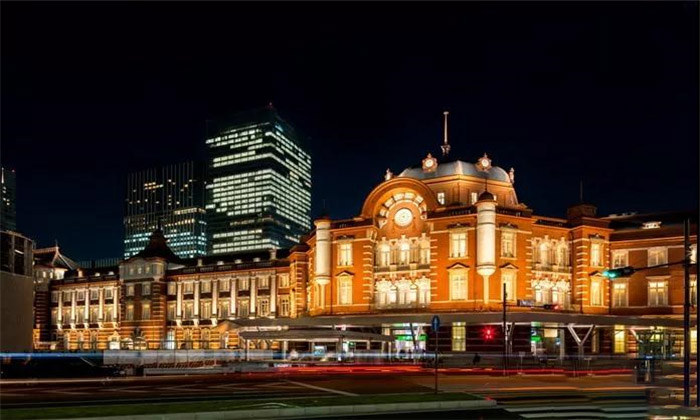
482, 326, 494, 341
542, 304, 560, 311
602, 266, 636, 279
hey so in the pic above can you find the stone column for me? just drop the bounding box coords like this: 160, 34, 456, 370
99, 288, 104, 320
194, 281, 200, 318
270, 275, 277, 316
230, 278, 236, 317
212, 279, 218, 317
113, 286, 118, 321
84, 288, 89, 323
176, 282, 183, 318
58, 292, 63, 323
250, 277, 256, 316
71, 290, 77, 322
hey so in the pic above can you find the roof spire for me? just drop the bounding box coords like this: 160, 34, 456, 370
579, 180, 584, 203
441, 111, 451, 157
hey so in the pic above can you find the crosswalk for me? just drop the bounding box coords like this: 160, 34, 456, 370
490, 392, 649, 419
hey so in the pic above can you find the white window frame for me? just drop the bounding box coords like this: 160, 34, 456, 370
449, 271, 467, 300
142, 283, 151, 296
501, 271, 516, 302
449, 231, 467, 259
338, 275, 353, 305
647, 278, 669, 307
648, 247, 668, 266
201, 280, 211, 294
612, 250, 629, 269
219, 279, 230, 292
167, 283, 176, 295
105, 288, 114, 299
437, 192, 445, 205
126, 285, 135, 297
501, 230, 516, 258
612, 280, 629, 307
590, 242, 603, 267
278, 274, 290, 288
279, 295, 290, 316
338, 242, 353, 267
452, 322, 466, 351
590, 277, 603, 306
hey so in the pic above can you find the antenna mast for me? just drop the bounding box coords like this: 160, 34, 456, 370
441, 111, 451, 157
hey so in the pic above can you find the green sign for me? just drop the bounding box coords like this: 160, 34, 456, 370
530, 336, 542, 343
396, 334, 427, 341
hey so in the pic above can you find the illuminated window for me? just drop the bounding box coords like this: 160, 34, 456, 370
612, 250, 628, 269
126, 285, 135, 297
614, 326, 626, 353
693, 329, 698, 355
648, 280, 668, 306
219, 279, 230, 292
449, 272, 467, 300
338, 242, 353, 266
470, 192, 478, 205
692, 276, 697, 306
126, 304, 134, 321
218, 300, 229, 318
437, 192, 445, 205
612, 281, 628, 307
201, 281, 211, 293
105, 288, 114, 299
167, 302, 176, 320
501, 231, 515, 258
201, 301, 211, 318
184, 283, 194, 294
590, 278, 603, 306
538, 242, 550, 266
184, 302, 194, 319
104, 306, 114, 322
239, 278, 249, 291
419, 239, 430, 265
77, 307, 86, 323
142, 283, 151, 296
278, 274, 290, 288
450, 232, 467, 258
377, 243, 391, 266
501, 271, 516, 301
452, 322, 466, 351
590, 243, 602, 267
648, 247, 667, 266
77, 291, 85, 301
141, 303, 151, 320
279, 296, 290, 316
399, 241, 411, 265
692, 245, 697, 264
167, 283, 176, 295
556, 244, 568, 266
258, 299, 270, 316
238, 300, 249, 318
338, 276, 353, 305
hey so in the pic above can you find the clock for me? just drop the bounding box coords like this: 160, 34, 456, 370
425, 159, 434, 168
394, 208, 413, 227
477, 153, 492, 171
422, 153, 438, 173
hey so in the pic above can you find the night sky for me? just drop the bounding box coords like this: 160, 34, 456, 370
2, 2, 698, 260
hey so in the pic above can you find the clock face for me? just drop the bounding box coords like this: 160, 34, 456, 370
394, 208, 413, 227
425, 159, 434, 168
480, 158, 490, 168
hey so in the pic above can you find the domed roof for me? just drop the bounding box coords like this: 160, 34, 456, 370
398, 160, 511, 183
478, 190, 495, 201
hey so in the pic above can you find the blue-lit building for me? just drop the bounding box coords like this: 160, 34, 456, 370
123, 162, 207, 259
206, 105, 312, 254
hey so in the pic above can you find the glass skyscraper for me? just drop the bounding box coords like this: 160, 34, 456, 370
124, 161, 207, 259
206, 105, 311, 254
1, 167, 17, 232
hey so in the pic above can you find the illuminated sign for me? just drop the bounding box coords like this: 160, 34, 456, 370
395, 334, 428, 341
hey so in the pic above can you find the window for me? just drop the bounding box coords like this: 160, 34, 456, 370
648, 247, 667, 266
167, 302, 176, 320
691, 245, 697, 264
90, 306, 99, 322
77, 291, 85, 301
614, 326, 626, 353
142, 283, 151, 296
104, 306, 113, 322
470, 192, 478, 205
184, 283, 194, 294
279, 296, 290, 316
648, 280, 668, 306
419, 240, 430, 265
399, 241, 411, 265
338, 276, 353, 305
201, 281, 211, 293
612, 250, 628, 269
219, 279, 230, 292
126, 285, 135, 297
338, 242, 353, 266
450, 232, 467, 258
590, 242, 602, 267
167, 283, 176, 295
89, 289, 99, 300
556, 244, 568, 266
501, 271, 516, 301
126, 304, 134, 321
692, 276, 697, 306
538, 242, 550, 266
51, 291, 58, 303
612, 281, 628, 307
62, 308, 71, 323
590, 278, 603, 306
77, 307, 86, 323
278, 274, 290, 288
377, 243, 391, 267
449, 272, 467, 300
136, 302, 148, 320
219, 300, 229, 318
239, 278, 249, 291
201, 301, 212, 318
64, 291, 71, 302
105, 288, 113, 299
239, 300, 249, 318
258, 299, 270, 316
501, 231, 515, 258
258, 276, 270, 289
437, 192, 445, 205
184, 302, 194, 319
452, 322, 466, 351
51, 309, 58, 325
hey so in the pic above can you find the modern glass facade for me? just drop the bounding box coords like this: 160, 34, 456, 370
124, 162, 207, 259
206, 106, 311, 254
1, 167, 17, 231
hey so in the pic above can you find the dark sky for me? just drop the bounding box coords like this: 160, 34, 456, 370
2, 2, 698, 261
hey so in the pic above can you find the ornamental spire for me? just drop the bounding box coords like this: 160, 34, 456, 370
441, 111, 451, 157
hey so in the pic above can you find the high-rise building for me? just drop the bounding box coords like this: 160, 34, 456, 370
124, 161, 207, 259
0, 230, 34, 352
1, 167, 17, 231
205, 105, 312, 254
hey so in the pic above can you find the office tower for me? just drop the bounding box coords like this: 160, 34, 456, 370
1, 167, 17, 231
0, 231, 34, 352
124, 161, 207, 259
206, 105, 312, 254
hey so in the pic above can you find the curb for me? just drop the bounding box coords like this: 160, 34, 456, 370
54, 399, 497, 420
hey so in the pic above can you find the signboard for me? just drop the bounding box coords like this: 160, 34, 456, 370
530, 335, 542, 343
431, 315, 441, 331
518, 299, 535, 307
395, 334, 428, 342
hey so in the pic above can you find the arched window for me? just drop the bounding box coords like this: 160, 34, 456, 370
377, 243, 391, 267
419, 238, 431, 265
557, 243, 568, 267
399, 242, 410, 265
539, 243, 550, 266
220, 332, 230, 349
201, 329, 211, 349
418, 277, 431, 305
165, 329, 176, 350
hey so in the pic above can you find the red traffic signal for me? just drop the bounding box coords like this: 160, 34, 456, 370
482, 326, 494, 341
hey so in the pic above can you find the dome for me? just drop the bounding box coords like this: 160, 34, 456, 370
478, 191, 495, 201
397, 160, 511, 183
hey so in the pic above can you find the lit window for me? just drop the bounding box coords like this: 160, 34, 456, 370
104, 306, 114, 322
278, 274, 290, 288
141, 303, 150, 320
126, 285, 135, 297
399, 241, 411, 265
167, 302, 176, 320
105, 288, 114, 299
648, 280, 668, 306
238, 300, 249, 318
167, 283, 176, 295
437, 192, 445, 205
612, 281, 628, 307
279, 296, 290, 317
450, 232, 467, 258
258, 299, 270, 316
691, 245, 697, 264
612, 250, 628, 269
184, 283, 194, 294
218, 300, 229, 318
470, 192, 478, 205
184, 302, 194, 319
201, 281, 211, 293
239, 278, 249, 291
449, 272, 467, 300
142, 283, 151, 296
590, 278, 603, 306
419, 239, 430, 265
126, 304, 134, 321
692, 276, 697, 306
338, 276, 353, 305
556, 244, 568, 266
377, 243, 391, 267
648, 247, 667, 266
501, 231, 515, 258
501, 271, 516, 301
201, 301, 212, 318
219, 279, 230, 292
614, 326, 626, 353
338, 242, 353, 266
590, 243, 602, 267
538, 242, 550, 266
77, 291, 85, 301
452, 322, 466, 351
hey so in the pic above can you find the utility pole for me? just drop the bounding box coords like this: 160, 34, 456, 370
684, 218, 691, 407
503, 282, 507, 376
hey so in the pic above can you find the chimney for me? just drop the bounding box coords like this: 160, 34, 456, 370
269, 247, 277, 260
